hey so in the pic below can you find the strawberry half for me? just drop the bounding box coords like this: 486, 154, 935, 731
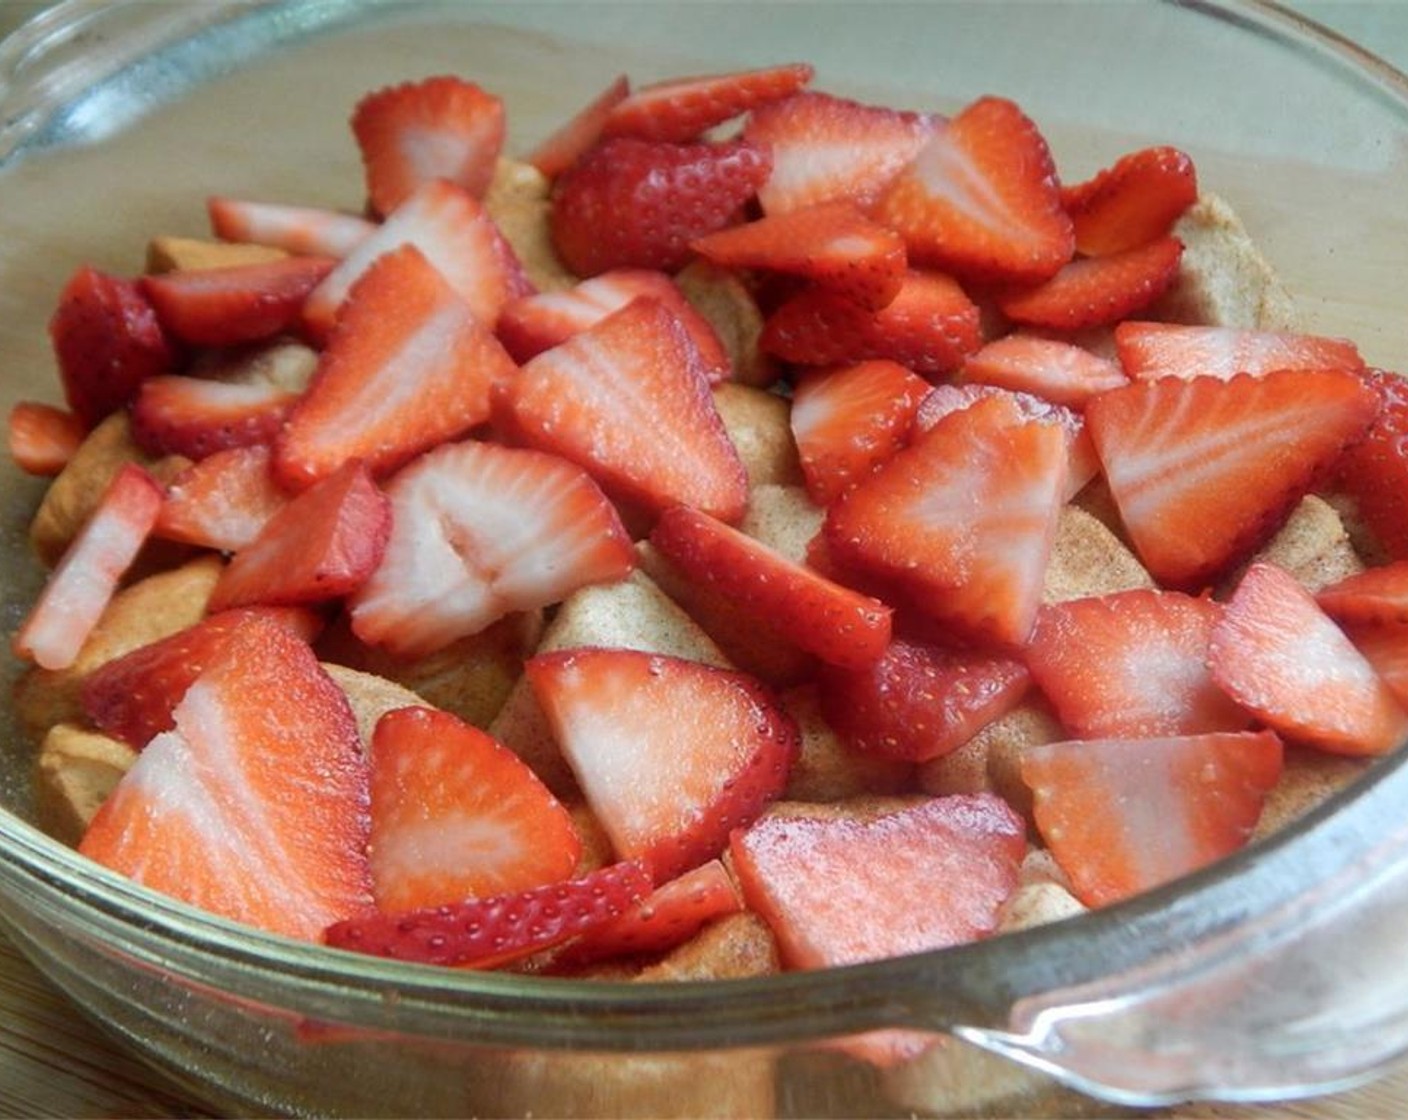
997, 235, 1184, 331
649, 504, 892, 671
129, 372, 300, 461
368, 706, 581, 914
324, 860, 651, 968
208, 196, 377, 258
743, 90, 937, 215
958, 334, 1127, 409
602, 63, 813, 144
154, 444, 290, 553
525, 74, 630, 179
13, 465, 164, 671
824, 392, 1069, 648
1210, 561, 1408, 757
874, 96, 1073, 284
549, 136, 771, 276
496, 296, 748, 523
49, 265, 177, 428
790, 359, 932, 505
761, 269, 981, 376
1061, 146, 1198, 257
208, 459, 391, 612
1024, 589, 1250, 739
1085, 368, 1380, 588
1113, 320, 1365, 381
816, 638, 1031, 762
692, 202, 906, 311
1317, 561, 1408, 627
1335, 368, 1408, 560
139, 256, 335, 348
348, 440, 634, 659
79, 614, 371, 941
352, 76, 506, 214
7, 401, 84, 477
1021, 730, 1283, 908
526, 648, 800, 882
277, 244, 517, 490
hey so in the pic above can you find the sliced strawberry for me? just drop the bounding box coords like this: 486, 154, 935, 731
958, 334, 1127, 408
154, 444, 290, 553
80, 606, 323, 748
816, 638, 1031, 762
525, 74, 630, 179
497, 296, 748, 523
874, 97, 1073, 284
731, 794, 1025, 968
138, 255, 334, 348
549, 136, 770, 276
207, 196, 376, 258
552, 859, 742, 969
692, 202, 906, 311
743, 90, 937, 215
790, 359, 931, 504
129, 372, 299, 461
348, 440, 634, 659
1021, 730, 1283, 908
49, 265, 177, 427
277, 244, 517, 490
1061, 146, 1198, 257
303, 179, 532, 340
1210, 561, 1408, 757
324, 860, 651, 968
650, 504, 892, 670
761, 269, 981, 377
1085, 369, 1379, 588
1317, 562, 1408, 627
208, 459, 391, 612
997, 235, 1183, 331
368, 706, 580, 914
1025, 589, 1250, 739
352, 76, 505, 214
1335, 368, 1408, 560
7, 401, 85, 476
526, 648, 799, 882
1339, 621, 1408, 711
79, 614, 371, 941
13, 465, 164, 671
825, 393, 1069, 647
495, 268, 729, 380
602, 63, 813, 144
1113, 320, 1365, 381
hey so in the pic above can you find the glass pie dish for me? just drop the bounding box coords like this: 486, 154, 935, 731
2, 1, 1408, 1115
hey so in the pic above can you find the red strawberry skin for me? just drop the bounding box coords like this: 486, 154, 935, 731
1061, 146, 1198, 257
549, 136, 771, 276
1336, 368, 1408, 560
997, 235, 1184, 331
1318, 561, 1408, 627
1114, 320, 1365, 381
130, 373, 298, 461
602, 63, 813, 144
525, 73, 630, 179
139, 256, 335, 348
7, 401, 84, 477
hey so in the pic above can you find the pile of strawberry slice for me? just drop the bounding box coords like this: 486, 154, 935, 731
8, 60, 1408, 994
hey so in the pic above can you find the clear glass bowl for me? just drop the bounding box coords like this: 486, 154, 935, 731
3, 2, 1408, 1115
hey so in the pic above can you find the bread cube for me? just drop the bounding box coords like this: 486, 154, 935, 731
33, 723, 138, 847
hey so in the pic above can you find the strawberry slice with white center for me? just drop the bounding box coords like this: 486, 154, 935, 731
602, 63, 813, 144
743, 90, 938, 215
352, 76, 505, 215
208, 459, 391, 612
649, 504, 892, 671
1085, 368, 1380, 588
1060, 146, 1199, 257
497, 296, 749, 524
7, 401, 84, 477
130, 371, 301, 461
525, 74, 630, 179
368, 706, 581, 914
525, 648, 800, 882
207, 196, 376, 258
1114, 320, 1365, 381
1210, 561, 1408, 757
874, 96, 1073, 285
790, 359, 932, 505
825, 392, 1070, 648
139, 255, 335, 348
303, 179, 532, 340
155, 444, 290, 553
958, 334, 1128, 408
324, 860, 651, 968
1317, 561, 1408, 627
79, 614, 372, 941
277, 244, 518, 490
1025, 589, 1251, 740
348, 440, 635, 659
496, 268, 729, 380
13, 464, 164, 671
1021, 729, 1284, 908
761, 269, 981, 377
692, 201, 907, 311
996, 235, 1184, 331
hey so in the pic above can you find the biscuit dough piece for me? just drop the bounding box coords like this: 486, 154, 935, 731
739, 483, 823, 563
675, 259, 778, 387
1225, 493, 1365, 595
712, 383, 805, 490
1252, 746, 1368, 843
146, 236, 287, 273
778, 683, 914, 803
484, 157, 578, 292
33, 723, 138, 847
320, 664, 425, 752
1041, 504, 1156, 604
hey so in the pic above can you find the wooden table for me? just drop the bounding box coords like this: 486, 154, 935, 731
3, 1, 1408, 1116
